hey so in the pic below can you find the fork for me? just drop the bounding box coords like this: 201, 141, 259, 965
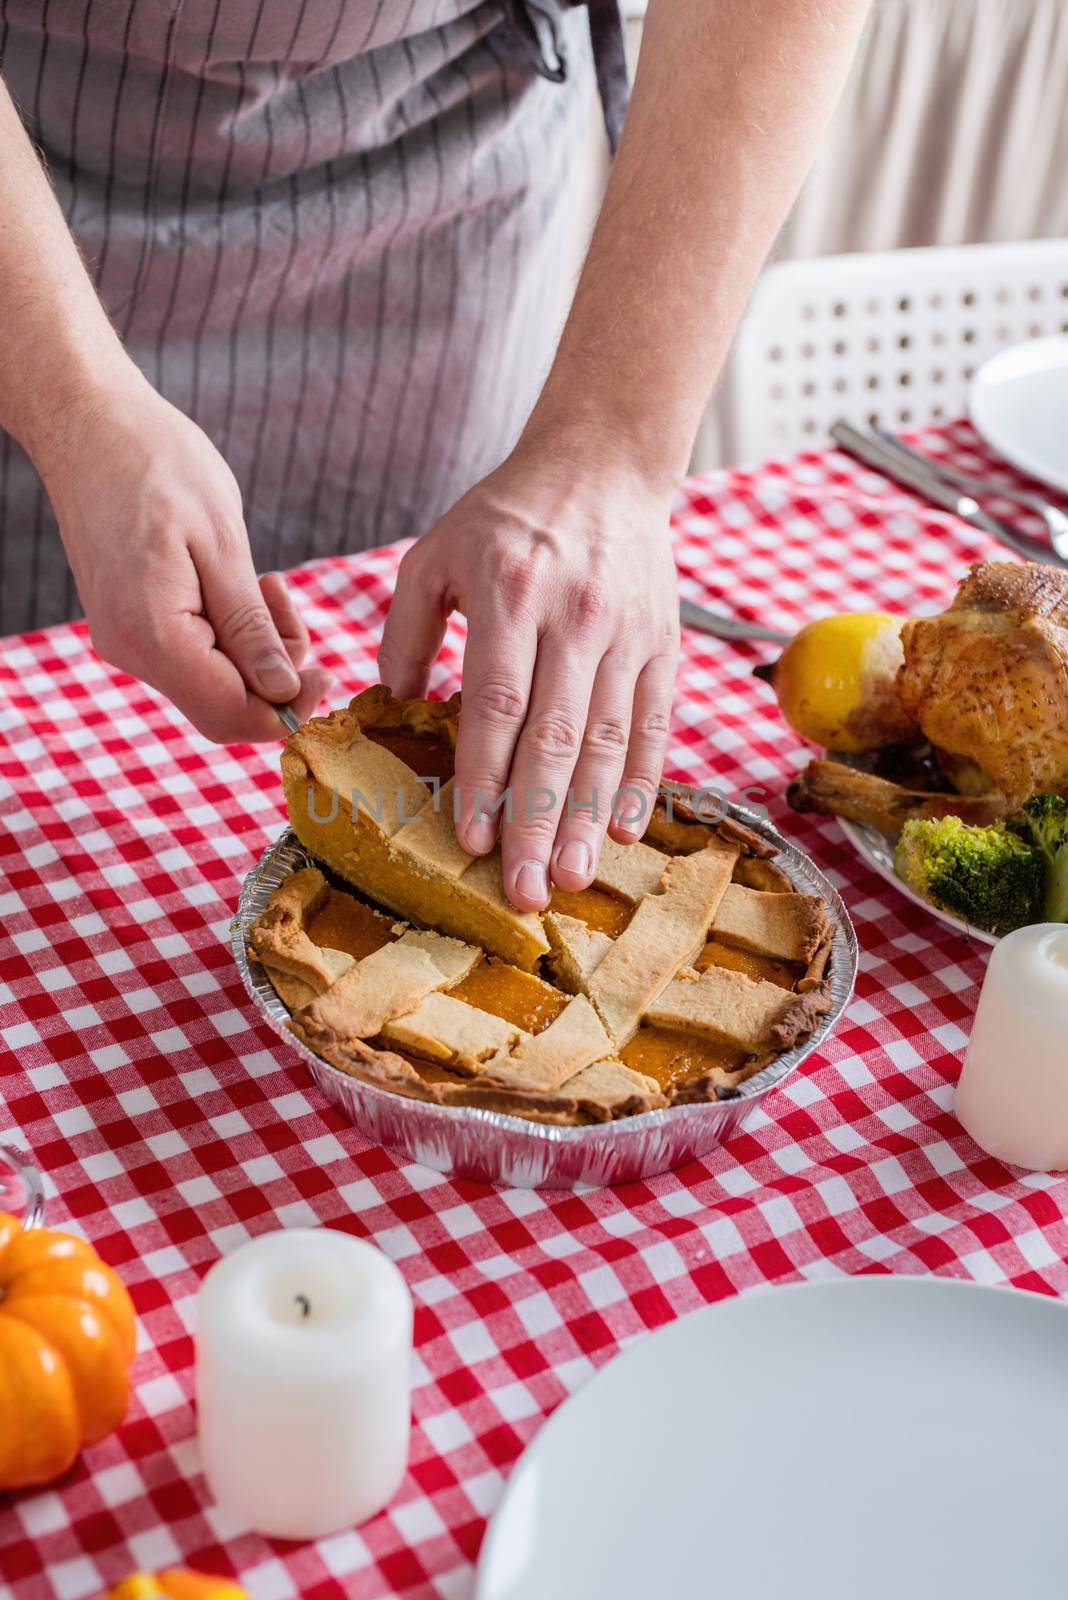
873, 430, 1068, 559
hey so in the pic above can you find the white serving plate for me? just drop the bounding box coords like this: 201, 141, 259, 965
476, 1277, 1068, 1600
838, 815, 998, 947
969, 336, 1068, 494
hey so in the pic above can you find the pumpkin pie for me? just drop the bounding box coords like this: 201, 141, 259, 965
251, 689, 837, 1125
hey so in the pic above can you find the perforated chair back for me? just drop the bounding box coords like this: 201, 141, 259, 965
720, 239, 1068, 462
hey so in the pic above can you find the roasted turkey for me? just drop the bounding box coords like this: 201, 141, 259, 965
787, 561, 1068, 829
897, 562, 1068, 809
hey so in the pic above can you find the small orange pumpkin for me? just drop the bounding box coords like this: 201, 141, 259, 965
0, 1210, 136, 1489
106, 1573, 250, 1600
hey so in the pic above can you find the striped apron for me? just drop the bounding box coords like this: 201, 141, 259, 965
0, 0, 627, 634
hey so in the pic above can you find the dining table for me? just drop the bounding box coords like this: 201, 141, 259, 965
3, 418, 1067, 1600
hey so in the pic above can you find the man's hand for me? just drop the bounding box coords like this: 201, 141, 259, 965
378, 436, 679, 912
380, 0, 871, 911
0, 75, 325, 742
38, 370, 331, 744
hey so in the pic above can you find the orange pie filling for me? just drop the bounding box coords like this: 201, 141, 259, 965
695, 938, 804, 990
268, 688, 831, 1113
295, 886, 761, 1090
354, 724, 636, 939
548, 885, 634, 938
305, 888, 397, 961
364, 726, 456, 785
621, 1026, 747, 1093
448, 957, 569, 1034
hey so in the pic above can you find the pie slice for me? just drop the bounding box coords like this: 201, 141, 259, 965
282, 691, 548, 969
390, 778, 473, 880
248, 688, 839, 1125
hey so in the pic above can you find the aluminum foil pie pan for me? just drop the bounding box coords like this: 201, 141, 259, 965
231, 805, 858, 1190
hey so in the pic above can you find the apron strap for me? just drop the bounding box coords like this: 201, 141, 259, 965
584, 0, 629, 153
502, 1, 630, 153
500, 2, 569, 82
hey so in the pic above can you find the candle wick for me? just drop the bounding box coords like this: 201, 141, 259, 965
295, 1292, 311, 1320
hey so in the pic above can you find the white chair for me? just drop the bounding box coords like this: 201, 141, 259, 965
716, 239, 1068, 464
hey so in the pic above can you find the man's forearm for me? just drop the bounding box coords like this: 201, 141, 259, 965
526, 0, 871, 486
0, 77, 132, 473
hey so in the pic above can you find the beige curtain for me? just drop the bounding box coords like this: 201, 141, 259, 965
777, 0, 1068, 259
624, 1, 1068, 466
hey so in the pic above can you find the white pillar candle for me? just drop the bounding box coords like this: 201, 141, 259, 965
196, 1229, 412, 1540
955, 923, 1068, 1171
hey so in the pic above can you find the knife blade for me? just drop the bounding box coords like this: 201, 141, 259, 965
831, 421, 1065, 569
679, 597, 790, 646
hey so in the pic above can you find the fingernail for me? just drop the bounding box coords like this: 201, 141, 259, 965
515, 860, 548, 904
255, 650, 299, 696
465, 818, 496, 855
615, 802, 644, 836
556, 840, 591, 879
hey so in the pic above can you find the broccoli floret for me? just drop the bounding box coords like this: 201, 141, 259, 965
1007, 794, 1068, 923
895, 815, 1043, 934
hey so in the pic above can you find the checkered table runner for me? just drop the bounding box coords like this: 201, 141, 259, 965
3, 420, 1067, 1600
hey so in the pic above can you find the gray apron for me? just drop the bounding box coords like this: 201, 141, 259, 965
0, 0, 628, 634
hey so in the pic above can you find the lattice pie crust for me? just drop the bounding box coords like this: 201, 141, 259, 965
248, 688, 835, 1125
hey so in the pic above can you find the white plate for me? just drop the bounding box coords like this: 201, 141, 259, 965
969, 336, 1068, 494
837, 816, 998, 947
475, 1278, 1068, 1600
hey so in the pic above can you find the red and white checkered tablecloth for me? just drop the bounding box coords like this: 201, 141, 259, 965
3, 419, 1067, 1600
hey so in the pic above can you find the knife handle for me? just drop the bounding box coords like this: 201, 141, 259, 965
831, 422, 969, 513
830, 422, 1058, 567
